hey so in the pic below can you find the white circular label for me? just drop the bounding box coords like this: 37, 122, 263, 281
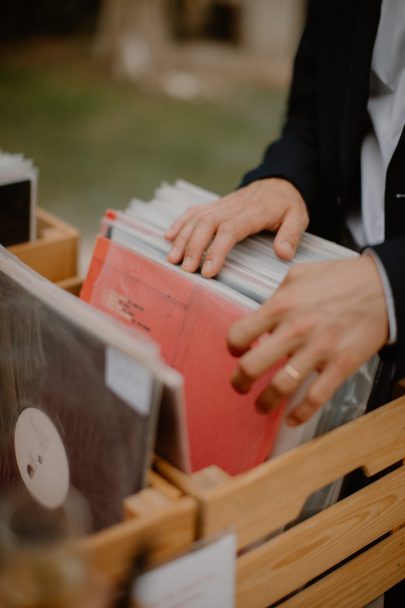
14, 408, 70, 509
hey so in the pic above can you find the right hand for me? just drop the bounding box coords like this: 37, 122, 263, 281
165, 177, 309, 277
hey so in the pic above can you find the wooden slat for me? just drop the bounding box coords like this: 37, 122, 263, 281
157, 398, 405, 548
148, 470, 183, 501
278, 527, 405, 608
123, 488, 175, 519
77, 494, 197, 583
236, 466, 405, 607
35, 208, 79, 237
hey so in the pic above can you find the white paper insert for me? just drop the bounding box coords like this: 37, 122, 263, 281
133, 533, 236, 608
106, 346, 153, 416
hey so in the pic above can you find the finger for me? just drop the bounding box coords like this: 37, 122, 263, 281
273, 208, 308, 260
165, 204, 204, 240
169, 200, 242, 268
228, 291, 291, 356
231, 321, 305, 394
166, 192, 240, 241
180, 216, 219, 272
286, 360, 347, 426
201, 204, 278, 278
254, 347, 323, 414
167, 219, 198, 264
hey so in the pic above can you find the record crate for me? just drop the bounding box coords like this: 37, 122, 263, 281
8, 207, 82, 294
154, 393, 405, 608
76, 470, 197, 585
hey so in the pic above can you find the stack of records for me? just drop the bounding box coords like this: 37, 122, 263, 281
0, 245, 183, 531
81, 181, 377, 480
0, 151, 37, 246
109, 180, 356, 303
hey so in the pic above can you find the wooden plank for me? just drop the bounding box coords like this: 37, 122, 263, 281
147, 470, 183, 501
236, 466, 405, 607
277, 527, 405, 608
158, 398, 405, 548
154, 457, 210, 500
77, 494, 197, 583
123, 488, 175, 519
35, 208, 79, 237
9, 208, 79, 282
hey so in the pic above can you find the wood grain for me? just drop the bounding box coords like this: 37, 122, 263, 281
277, 527, 405, 608
236, 466, 405, 607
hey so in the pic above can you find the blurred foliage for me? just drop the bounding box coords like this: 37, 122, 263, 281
0, 40, 286, 263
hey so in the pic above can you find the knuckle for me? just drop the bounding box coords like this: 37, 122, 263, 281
269, 295, 290, 318
217, 221, 235, 239
184, 206, 201, 221
334, 352, 355, 374
312, 337, 332, 360
288, 316, 314, 339
199, 216, 215, 232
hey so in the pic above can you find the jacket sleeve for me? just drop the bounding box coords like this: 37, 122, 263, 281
240, 0, 320, 207
370, 239, 405, 380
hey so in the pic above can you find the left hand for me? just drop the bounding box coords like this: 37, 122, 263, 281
228, 255, 389, 426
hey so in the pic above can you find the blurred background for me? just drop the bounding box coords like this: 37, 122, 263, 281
0, 0, 306, 271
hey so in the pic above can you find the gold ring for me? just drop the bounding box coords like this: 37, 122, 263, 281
284, 363, 301, 381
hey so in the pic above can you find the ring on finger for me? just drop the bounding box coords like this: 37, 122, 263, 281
283, 363, 301, 382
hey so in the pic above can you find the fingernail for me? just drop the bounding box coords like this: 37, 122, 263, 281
202, 260, 213, 276
256, 395, 281, 414
182, 257, 193, 270
231, 370, 251, 394
279, 241, 294, 257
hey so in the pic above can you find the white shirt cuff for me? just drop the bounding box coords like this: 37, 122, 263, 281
364, 249, 397, 344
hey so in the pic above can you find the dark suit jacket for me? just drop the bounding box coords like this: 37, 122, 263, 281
240, 0, 405, 378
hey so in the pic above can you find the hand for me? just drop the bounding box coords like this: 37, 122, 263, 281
228, 255, 389, 426
165, 178, 309, 277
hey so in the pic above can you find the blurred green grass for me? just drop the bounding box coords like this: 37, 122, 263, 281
0, 41, 286, 262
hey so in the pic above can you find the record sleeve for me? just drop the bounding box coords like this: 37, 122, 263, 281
0, 151, 37, 245
0, 246, 176, 531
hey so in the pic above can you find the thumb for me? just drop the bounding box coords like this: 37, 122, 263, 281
273, 210, 307, 260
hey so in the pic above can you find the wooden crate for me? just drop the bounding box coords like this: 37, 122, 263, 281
155, 396, 405, 608
8, 208, 79, 282
76, 471, 197, 586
